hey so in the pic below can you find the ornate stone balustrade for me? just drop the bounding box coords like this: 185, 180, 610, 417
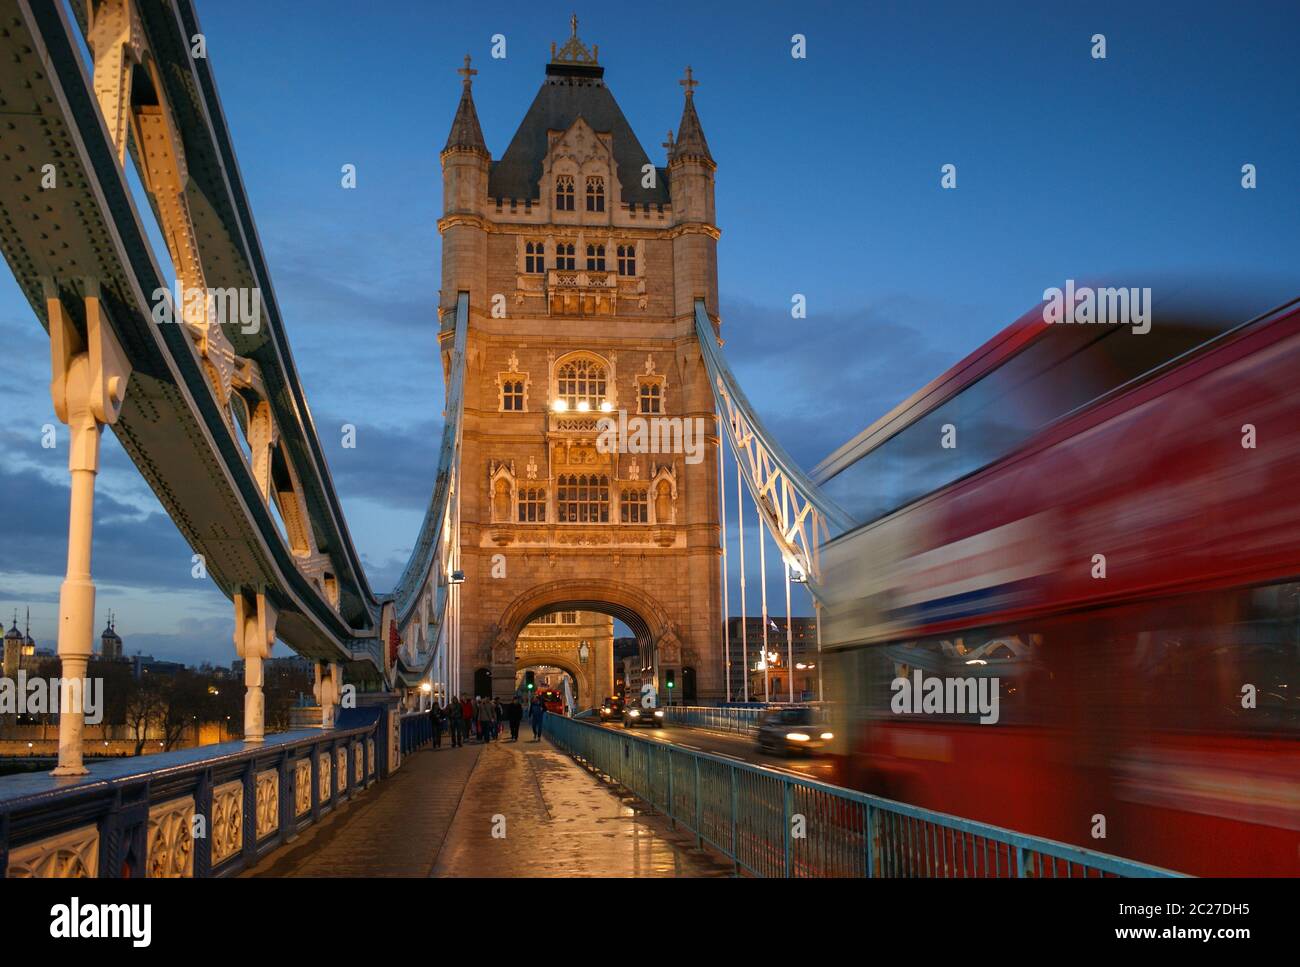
0, 706, 392, 879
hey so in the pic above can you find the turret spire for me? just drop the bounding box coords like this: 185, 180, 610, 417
670, 66, 713, 166
443, 54, 488, 155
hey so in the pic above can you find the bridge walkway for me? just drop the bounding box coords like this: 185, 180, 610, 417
245, 734, 730, 878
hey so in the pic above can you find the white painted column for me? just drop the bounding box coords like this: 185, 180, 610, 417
233, 591, 277, 742
47, 291, 131, 776
314, 661, 341, 729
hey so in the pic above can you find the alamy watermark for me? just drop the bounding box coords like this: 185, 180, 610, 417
150, 281, 261, 334
1042, 279, 1150, 334
595, 410, 706, 465
0, 673, 104, 724
890, 670, 1000, 724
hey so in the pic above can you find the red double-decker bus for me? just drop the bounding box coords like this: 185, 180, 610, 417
817, 288, 1300, 876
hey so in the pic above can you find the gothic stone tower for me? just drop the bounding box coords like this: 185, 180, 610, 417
438, 22, 722, 702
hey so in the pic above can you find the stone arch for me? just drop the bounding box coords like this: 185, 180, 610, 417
515, 652, 588, 706
493, 578, 673, 650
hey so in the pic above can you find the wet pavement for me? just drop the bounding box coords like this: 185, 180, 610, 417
247, 734, 731, 878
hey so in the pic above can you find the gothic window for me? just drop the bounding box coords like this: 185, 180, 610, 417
621, 487, 649, 523
585, 176, 605, 212
501, 380, 525, 411
554, 357, 607, 411
525, 241, 545, 274
586, 244, 606, 271
556, 242, 576, 271
557, 473, 610, 523
638, 381, 662, 414
517, 487, 547, 522
555, 175, 575, 211
617, 244, 636, 276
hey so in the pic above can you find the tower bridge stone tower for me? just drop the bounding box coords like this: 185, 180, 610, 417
438, 22, 722, 702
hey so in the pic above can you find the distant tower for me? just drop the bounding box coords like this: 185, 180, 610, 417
437, 21, 723, 702
100, 612, 123, 661
3, 611, 22, 679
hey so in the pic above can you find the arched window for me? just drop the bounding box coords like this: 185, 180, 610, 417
620, 487, 649, 523
501, 380, 525, 411
554, 357, 607, 410
517, 487, 546, 522
638, 382, 661, 414
555, 175, 575, 211
617, 244, 636, 276
557, 473, 610, 523
586, 244, 606, 271
524, 241, 545, 274
585, 176, 605, 212
555, 242, 576, 271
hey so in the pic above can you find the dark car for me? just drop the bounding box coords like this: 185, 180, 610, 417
598, 697, 625, 721
622, 704, 666, 728
755, 707, 833, 755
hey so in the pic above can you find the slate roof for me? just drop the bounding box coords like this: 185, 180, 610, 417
488, 63, 671, 206
443, 82, 487, 155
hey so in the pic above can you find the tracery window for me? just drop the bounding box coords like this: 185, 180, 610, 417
555, 175, 575, 211
517, 487, 546, 522
557, 474, 610, 523
586, 244, 606, 271
501, 379, 525, 411
525, 241, 545, 274
638, 381, 661, 414
621, 487, 649, 523
554, 357, 607, 410
585, 176, 605, 212
556, 242, 576, 271
617, 244, 636, 276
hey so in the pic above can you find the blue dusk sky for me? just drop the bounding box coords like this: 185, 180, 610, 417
1, 0, 1296, 663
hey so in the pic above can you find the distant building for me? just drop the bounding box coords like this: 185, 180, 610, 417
99, 613, 123, 660
724, 616, 821, 703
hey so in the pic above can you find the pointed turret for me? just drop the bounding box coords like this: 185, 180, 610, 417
443, 54, 488, 155
670, 67, 714, 167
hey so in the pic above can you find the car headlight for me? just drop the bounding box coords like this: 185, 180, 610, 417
786, 732, 810, 742
654, 710, 664, 717
628, 709, 640, 717
820, 732, 834, 740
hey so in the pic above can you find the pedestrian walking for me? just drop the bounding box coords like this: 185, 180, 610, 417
430, 701, 444, 749
507, 697, 523, 741
447, 696, 464, 747
529, 697, 545, 741
492, 698, 504, 739
476, 695, 495, 742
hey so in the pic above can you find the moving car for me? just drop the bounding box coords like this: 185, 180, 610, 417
598, 697, 625, 721
622, 704, 666, 728
755, 707, 833, 755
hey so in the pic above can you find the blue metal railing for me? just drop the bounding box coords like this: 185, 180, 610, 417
662, 705, 766, 736
543, 713, 1185, 878
400, 711, 434, 754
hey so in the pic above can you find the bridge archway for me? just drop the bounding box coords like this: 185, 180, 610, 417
488, 579, 681, 706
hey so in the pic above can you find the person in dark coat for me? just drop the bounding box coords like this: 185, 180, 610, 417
447, 696, 464, 747
506, 697, 524, 741
528, 698, 546, 741
430, 701, 444, 748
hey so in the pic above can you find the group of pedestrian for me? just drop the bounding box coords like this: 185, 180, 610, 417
427, 693, 548, 746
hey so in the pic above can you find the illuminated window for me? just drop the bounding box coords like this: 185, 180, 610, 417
525, 241, 545, 274
617, 244, 636, 276
621, 487, 649, 523
556, 242, 576, 271
557, 473, 610, 523
585, 176, 605, 212
586, 244, 606, 271
517, 487, 546, 522
555, 357, 607, 410
555, 175, 575, 211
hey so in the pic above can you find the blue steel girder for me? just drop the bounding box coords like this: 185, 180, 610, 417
694, 301, 855, 593
0, 0, 372, 671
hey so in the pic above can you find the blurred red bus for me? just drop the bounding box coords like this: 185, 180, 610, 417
818, 291, 1300, 876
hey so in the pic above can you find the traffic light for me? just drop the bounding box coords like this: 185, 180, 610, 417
525, 670, 535, 691
665, 669, 675, 690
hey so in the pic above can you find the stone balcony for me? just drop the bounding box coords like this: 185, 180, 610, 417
546, 269, 619, 316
